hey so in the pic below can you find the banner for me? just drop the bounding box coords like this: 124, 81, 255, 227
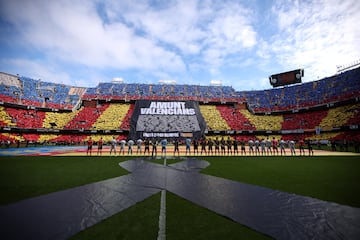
129, 100, 206, 140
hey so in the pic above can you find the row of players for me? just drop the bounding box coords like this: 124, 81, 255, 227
86, 136, 313, 156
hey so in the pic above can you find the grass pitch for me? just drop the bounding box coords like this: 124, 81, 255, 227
201, 156, 360, 208
0, 156, 131, 205
1, 155, 359, 239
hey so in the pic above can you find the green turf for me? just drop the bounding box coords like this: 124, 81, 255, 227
200, 156, 360, 208
1, 155, 359, 239
70, 191, 271, 240
0, 156, 131, 205
166, 191, 271, 240
70, 193, 161, 240
1, 156, 359, 207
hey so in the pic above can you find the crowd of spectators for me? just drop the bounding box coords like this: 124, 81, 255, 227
0, 74, 84, 109
83, 82, 241, 102
239, 67, 360, 113
1, 67, 359, 148
2, 67, 359, 112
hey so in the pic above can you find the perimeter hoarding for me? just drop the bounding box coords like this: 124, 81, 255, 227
129, 100, 206, 140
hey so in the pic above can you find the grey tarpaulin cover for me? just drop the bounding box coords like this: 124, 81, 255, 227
0, 158, 359, 240
0, 164, 160, 240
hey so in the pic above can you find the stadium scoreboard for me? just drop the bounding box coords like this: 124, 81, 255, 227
269, 69, 304, 87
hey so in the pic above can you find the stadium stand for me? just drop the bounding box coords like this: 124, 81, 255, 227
0, 73, 22, 104
0, 133, 15, 142
83, 82, 242, 102
92, 103, 131, 130
64, 104, 109, 130
239, 67, 360, 113
239, 109, 283, 131
346, 105, 360, 126
37, 134, 62, 143
0, 73, 84, 109
42, 111, 78, 129
319, 103, 360, 130
199, 105, 230, 130
1, 67, 359, 146
119, 103, 134, 130
5, 108, 46, 129
216, 105, 255, 130
49, 134, 88, 144
281, 110, 328, 130
0, 106, 16, 127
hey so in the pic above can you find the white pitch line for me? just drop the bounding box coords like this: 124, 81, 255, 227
157, 189, 166, 240
157, 157, 167, 240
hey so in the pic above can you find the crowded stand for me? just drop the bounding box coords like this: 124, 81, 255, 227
0, 73, 85, 109
316, 103, 360, 133
0, 106, 16, 127
42, 111, 78, 129
216, 105, 255, 131
63, 104, 109, 130
199, 105, 231, 131
1, 67, 360, 151
239, 109, 283, 131
281, 110, 328, 130
83, 82, 241, 102
5, 108, 46, 129
91, 103, 131, 130
239, 67, 360, 113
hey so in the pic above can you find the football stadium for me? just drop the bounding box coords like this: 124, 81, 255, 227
1, 65, 360, 239
1, 1, 360, 240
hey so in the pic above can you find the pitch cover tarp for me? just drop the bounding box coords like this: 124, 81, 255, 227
1, 158, 359, 240
122, 159, 360, 240
129, 100, 207, 140
0, 173, 160, 240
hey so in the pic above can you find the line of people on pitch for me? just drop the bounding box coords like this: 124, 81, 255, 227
87, 136, 314, 156
191, 137, 313, 156
86, 136, 141, 156
140, 138, 193, 158
87, 136, 187, 157
87, 136, 196, 157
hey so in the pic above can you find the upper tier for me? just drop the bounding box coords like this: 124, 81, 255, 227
1, 66, 359, 113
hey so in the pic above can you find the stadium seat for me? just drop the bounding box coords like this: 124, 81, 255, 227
240, 109, 283, 131
119, 103, 135, 130
200, 105, 230, 130
0, 106, 17, 127
216, 105, 255, 130
64, 104, 109, 130
1, 67, 359, 145
239, 67, 360, 113
282, 110, 328, 130
92, 103, 131, 130
42, 111, 78, 129
320, 103, 360, 130
5, 108, 46, 129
